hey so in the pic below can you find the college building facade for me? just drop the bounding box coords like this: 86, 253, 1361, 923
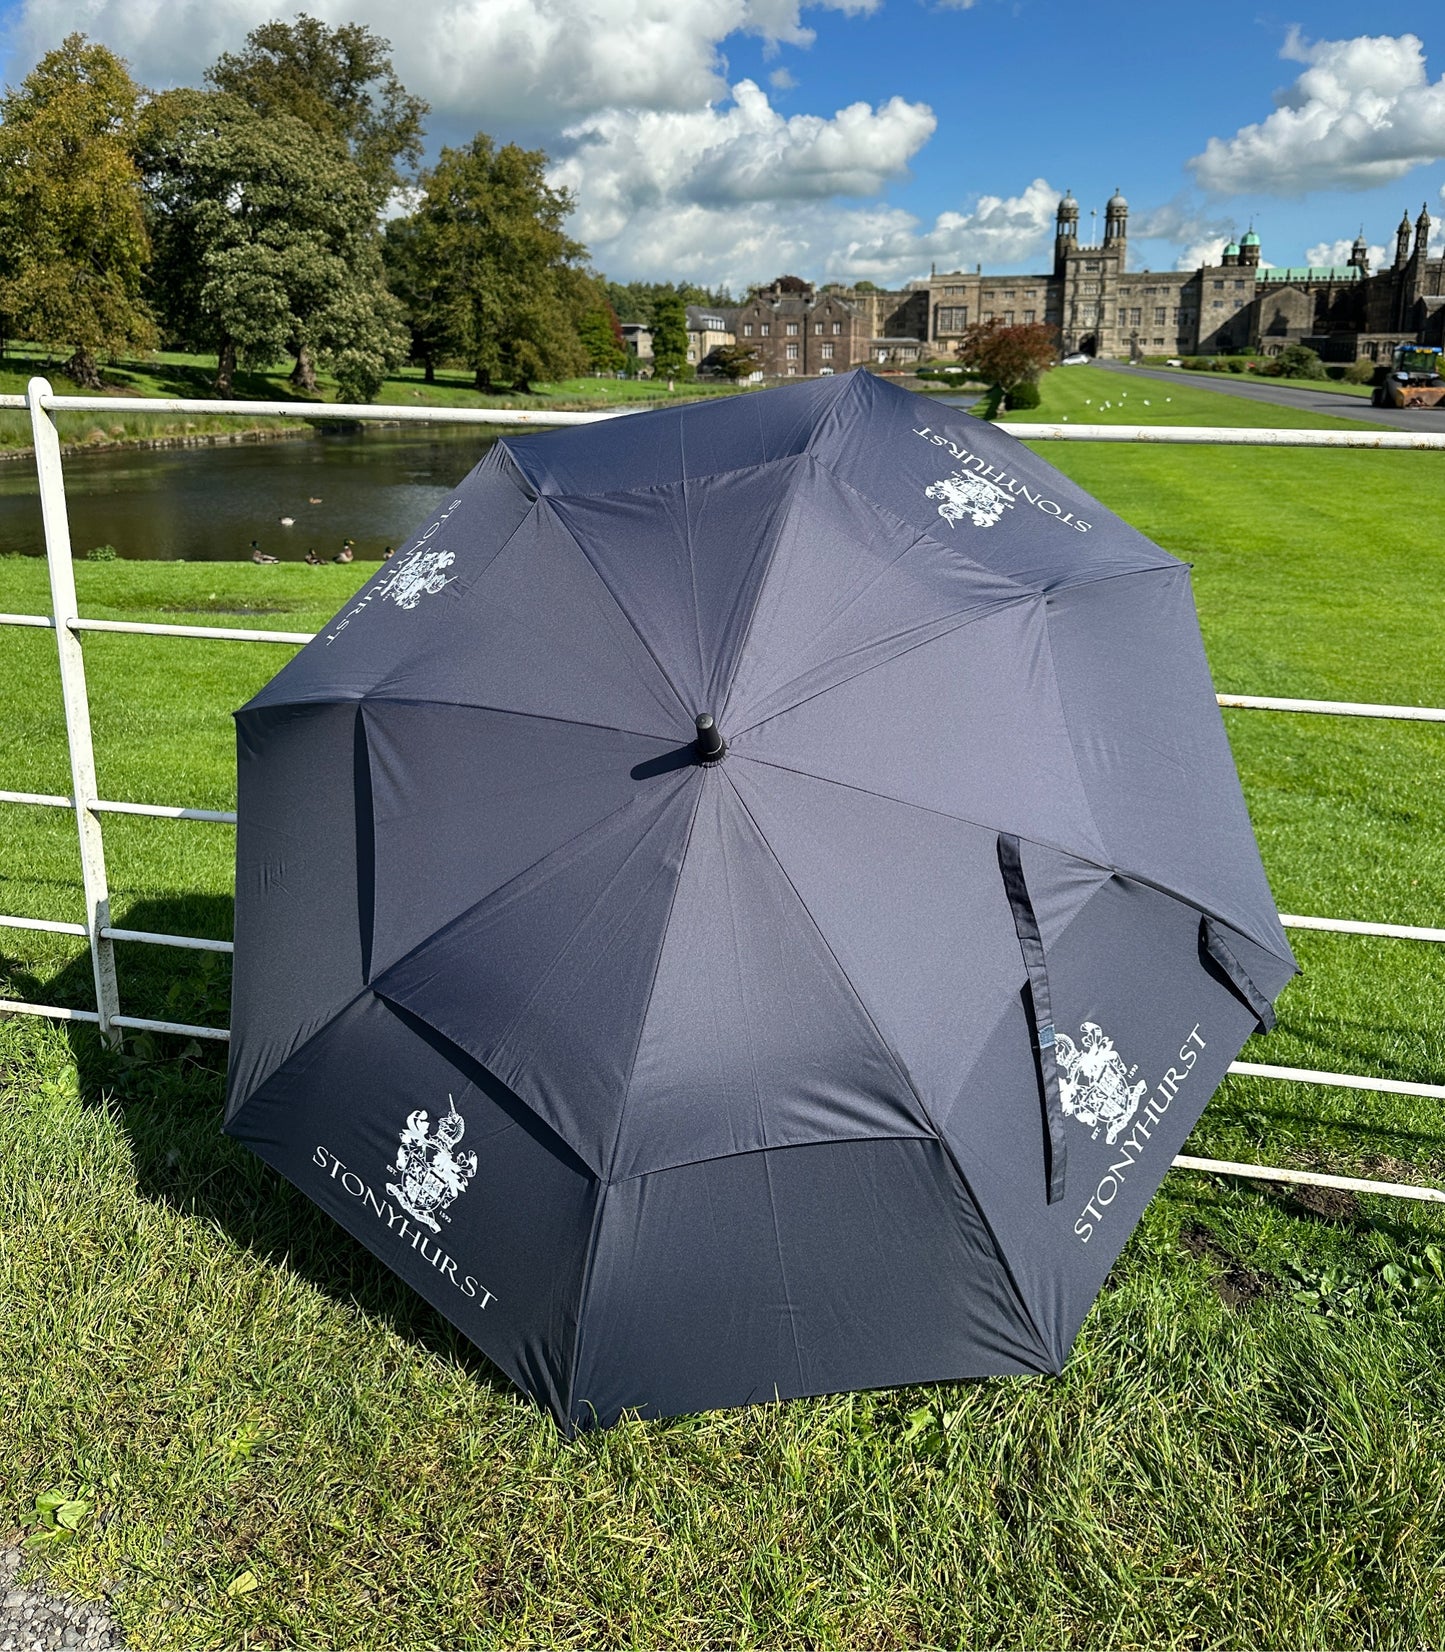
664, 192, 1445, 377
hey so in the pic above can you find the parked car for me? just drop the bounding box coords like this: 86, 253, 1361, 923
1060, 352, 1090, 366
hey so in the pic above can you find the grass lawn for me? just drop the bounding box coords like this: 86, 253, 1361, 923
1, 372, 1443, 1648
0, 343, 741, 458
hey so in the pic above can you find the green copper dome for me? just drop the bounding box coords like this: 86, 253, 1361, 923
1223, 241, 1240, 256
1241, 229, 1260, 246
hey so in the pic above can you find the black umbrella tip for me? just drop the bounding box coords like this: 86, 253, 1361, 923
694, 713, 726, 763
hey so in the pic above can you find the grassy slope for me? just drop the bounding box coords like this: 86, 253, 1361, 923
0, 344, 740, 456
1, 370, 1443, 1648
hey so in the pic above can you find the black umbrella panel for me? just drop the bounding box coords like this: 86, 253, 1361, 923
225, 369, 1295, 1430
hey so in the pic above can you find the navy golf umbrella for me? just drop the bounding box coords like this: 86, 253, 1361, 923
225, 369, 1295, 1430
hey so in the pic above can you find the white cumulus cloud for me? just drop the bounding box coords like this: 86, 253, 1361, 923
9, 0, 879, 122
565, 166, 1059, 290
1306, 237, 1388, 267
1189, 29, 1445, 195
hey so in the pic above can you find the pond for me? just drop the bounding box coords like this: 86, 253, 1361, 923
0, 425, 508, 562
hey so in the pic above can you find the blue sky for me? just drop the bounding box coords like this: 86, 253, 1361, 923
4, 0, 1445, 289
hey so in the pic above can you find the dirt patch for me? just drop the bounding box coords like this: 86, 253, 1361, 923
1180, 1223, 1270, 1308
1284, 1183, 1360, 1224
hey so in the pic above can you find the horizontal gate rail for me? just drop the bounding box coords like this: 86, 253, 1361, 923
2, 378, 1441, 1209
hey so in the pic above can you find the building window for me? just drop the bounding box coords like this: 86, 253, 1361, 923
1153, 336, 1165, 346
944, 284, 963, 295
832, 321, 841, 334
814, 322, 823, 334
819, 365, 834, 375
1154, 307, 1166, 324
1235, 280, 1245, 290
1212, 280, 1224, 290
785, 342, 799, 360
1023, 309, 1035, 324
760, 323, 770, 336
1085, 261, 1099, 271
786, 322, 799, 336
821, 342, 834, 360
1129, 308, 1141, 326
743, 323, 752, 336
1003, 311, 1014, 325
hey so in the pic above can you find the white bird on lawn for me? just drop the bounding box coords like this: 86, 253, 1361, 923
279, 515, 295, 526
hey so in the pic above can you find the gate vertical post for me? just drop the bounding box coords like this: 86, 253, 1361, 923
27, 377, 120, 1046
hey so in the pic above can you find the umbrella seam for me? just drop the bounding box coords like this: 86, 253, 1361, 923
1035, 596, 1112, 867
536, 495, 693, 724
726, 592, 1035, 741
351, 694, 684, 746
603, 775, 709, 1186
720, 770, 1056, 1370
562, 1180, 612, 1430
369, 774, 695, 1055
725, 749, 1120, 875
599, 1130, 939, 1186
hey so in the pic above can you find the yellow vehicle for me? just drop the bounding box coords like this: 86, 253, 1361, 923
1373, 344, 1445, 407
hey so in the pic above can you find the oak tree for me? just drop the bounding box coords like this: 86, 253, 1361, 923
139, 89, 405, 398
404, 136, 588, 393
0, 34, 155, 387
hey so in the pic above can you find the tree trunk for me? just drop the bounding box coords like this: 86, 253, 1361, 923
290, 345, 317, 394
423, 359, 435, 384
64, 348, 103, 391
473, 366, 494, 392
215, 338, 237, 397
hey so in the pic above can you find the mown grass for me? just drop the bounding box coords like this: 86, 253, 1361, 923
1, 376, 1444, 1649
0, 344, 741, 458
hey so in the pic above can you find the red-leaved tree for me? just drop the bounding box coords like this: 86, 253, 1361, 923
956, 318, 1058, 412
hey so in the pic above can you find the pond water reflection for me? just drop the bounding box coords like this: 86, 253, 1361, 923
0, 425, 512, 562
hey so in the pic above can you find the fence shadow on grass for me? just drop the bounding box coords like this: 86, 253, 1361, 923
7, 894, 514, 1403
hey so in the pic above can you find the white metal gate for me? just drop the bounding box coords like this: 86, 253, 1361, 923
2, 375, 1442, 1208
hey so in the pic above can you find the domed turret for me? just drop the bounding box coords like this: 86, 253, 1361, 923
1349, 228, 1370, 275
1238, 225, 1261, 267
1104, 187, 1128, 243
1222, 240, 1240, 266
1107, 189, 1128, 212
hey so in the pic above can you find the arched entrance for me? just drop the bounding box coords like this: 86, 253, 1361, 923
1077, 334, 1098, 357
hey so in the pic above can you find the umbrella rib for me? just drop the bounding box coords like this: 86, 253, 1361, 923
728, 749, 1117, 876
721, 770, 1057, 1371
538, 496, 693, 723
727, 592, 1034, 741
355, 693, 683, 746
603, 777, 709, 1186
370, 775, 692, 999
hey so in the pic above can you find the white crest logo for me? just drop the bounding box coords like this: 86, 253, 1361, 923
1055, 1022, 1146, 1144
925, 470, 1016, 529
380, 547, 456, 611
385, 1095, 478, 1231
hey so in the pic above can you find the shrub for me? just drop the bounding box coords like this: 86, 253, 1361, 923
1227, 357, 1248, 373
1004, 380, 1042, 410
86, 544, 117, 561
1277, 342, 1325, 379
1343, 357, 1378, 383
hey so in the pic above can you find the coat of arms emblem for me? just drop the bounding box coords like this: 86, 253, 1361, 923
925, 470, 1016, 529
379, 546, 457, 611
385, 1095, 479, 1231
1054, 1022, 1146, 1144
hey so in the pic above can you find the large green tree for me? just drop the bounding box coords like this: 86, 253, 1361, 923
405, 136, 588, 393
138, 89, 405, 399
204, 16, 425, 391
649, 291, 691, 381
205, 14, 426, 205
381, 213, 452, 383
0, 33, 155, 387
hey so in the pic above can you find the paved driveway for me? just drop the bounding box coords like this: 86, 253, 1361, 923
1092, 360, 1445, 433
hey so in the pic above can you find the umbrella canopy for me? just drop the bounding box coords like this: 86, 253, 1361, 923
225, 369, 1295, 1430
